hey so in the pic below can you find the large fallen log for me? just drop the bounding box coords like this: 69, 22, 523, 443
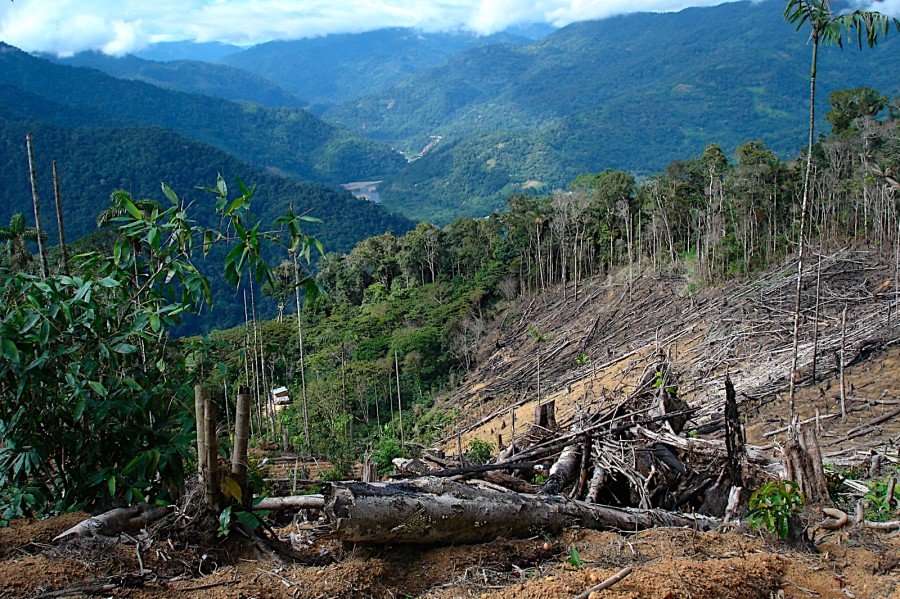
313, 477, 719, 544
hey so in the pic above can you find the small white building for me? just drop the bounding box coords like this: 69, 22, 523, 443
271, 386, 291, 408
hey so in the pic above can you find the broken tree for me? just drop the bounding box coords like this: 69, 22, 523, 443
305, 477, 718, 545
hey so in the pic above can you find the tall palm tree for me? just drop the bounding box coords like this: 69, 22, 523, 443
0, 212, 45, 270
784, 0, 898, 415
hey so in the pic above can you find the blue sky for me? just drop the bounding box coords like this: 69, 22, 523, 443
1, 0, 896, 57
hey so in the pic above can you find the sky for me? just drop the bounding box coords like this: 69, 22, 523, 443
0, 0, 896, 57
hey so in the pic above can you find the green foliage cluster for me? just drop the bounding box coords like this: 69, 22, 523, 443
747, 480, 805, 538
465, 440, 494, 466
864, 477, 900, 522
0, 174, 320, 522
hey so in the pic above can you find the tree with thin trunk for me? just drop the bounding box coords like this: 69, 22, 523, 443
784, 0, 898, 416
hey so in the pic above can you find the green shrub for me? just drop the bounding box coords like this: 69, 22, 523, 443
747, 480, 804, 538
465, 439, 494, 466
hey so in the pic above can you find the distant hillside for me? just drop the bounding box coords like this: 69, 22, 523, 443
329, 0, 899, 155
0, 121, 414, 334
220, 28, 537, 110
47, 52, 306, 107
0, 43, 405, 185
328, 0, 899, 221
0, 121, 412, 253
133, 40, 242, 62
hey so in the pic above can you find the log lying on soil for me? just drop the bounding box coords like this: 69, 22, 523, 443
312, 477, 719, 545
54, 504, 172, 541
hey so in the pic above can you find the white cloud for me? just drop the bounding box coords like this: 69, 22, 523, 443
0, 0, 757, 56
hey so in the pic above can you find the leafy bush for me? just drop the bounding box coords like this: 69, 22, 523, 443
0, 175, 321, 518
864, 477, 900, 522
747, 480, 804, 538
372, 436, 405, 474
466, 439, 494, 466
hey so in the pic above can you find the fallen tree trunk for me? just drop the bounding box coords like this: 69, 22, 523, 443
315, 477, 719, 545
54, 504, 172, 541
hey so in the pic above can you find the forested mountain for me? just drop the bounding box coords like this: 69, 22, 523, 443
325, 0, 899, 222
47, 52, 306, 107
0, 121, 412, 254
0, 120, 413, 333
133, 40, 242, 62
0, 43, 405, 185
220, 28, 538, 110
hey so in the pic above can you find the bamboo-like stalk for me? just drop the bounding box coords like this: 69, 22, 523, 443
292, 252, 311, 457
51, 161, 70, 276
840, 305, 848, 418
25, 133, 49, 279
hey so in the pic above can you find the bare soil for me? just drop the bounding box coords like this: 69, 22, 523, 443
2, 516, 900, 598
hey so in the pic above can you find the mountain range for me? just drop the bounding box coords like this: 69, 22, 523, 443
3, 0, 899, 231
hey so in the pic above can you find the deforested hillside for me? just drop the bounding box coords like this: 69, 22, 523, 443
440, 246, 900, 463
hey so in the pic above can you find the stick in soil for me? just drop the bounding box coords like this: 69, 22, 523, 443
572, 566, 633, 599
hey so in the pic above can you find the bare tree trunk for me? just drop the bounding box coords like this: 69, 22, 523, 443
232, 386, 252, 491
784, 424, 829, 504
395, 348, 404, 447
789, 33, 819, 419
203, 390, 221, 508
194, 386, 208, 489
51, 161, 70, 276
292, 253, 311, 458
811, 252, 822, 384
840, 305, 848, 418
25, 133, 49, 279
540, 441, 582, 495
313, 478, 719, 545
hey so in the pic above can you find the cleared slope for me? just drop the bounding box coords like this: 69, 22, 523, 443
441, 247, 900, 462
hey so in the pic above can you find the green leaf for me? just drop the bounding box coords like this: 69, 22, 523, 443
73, 399, 86, 422
234, 510, 262, 529
2, 339, 20, 362
19, 313, 40, 335
88, 380, 108, 398
149, 313, 162, 333
216, 174, 227, 198
223, 195, 245, 217
120, 195, 144, 220
38, 320, 50, 345
161, 182, 179, 206
108, 476, 116, 496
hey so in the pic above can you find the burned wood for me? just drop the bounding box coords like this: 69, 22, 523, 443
723, 377, 745, 487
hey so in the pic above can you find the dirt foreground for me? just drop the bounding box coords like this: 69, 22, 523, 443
1, 511, 900, 598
